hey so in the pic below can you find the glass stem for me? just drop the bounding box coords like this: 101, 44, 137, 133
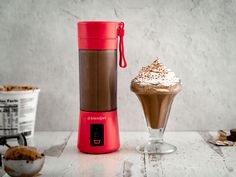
148, 128, 164, 143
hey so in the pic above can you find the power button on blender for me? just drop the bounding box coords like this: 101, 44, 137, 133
93, 140, 101, 144
90, 124, 104, 146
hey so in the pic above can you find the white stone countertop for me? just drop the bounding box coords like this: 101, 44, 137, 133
1, 131, 236, 177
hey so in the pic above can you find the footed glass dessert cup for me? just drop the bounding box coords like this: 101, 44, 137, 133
131, 59, 182, 154
135, 91, 181, 154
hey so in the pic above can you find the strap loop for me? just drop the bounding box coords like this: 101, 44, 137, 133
118, 22, 127, 68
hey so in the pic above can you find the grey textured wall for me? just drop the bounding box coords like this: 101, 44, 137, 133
0, 0, 236, 131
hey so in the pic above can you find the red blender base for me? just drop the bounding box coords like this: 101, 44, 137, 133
78, 110, 120, 154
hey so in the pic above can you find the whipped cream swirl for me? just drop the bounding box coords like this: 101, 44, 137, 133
132, 58, 180, 86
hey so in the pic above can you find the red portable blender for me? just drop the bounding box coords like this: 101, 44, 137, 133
77, 21, 127, 154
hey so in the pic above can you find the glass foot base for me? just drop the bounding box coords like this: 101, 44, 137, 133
136, 141, 177, 154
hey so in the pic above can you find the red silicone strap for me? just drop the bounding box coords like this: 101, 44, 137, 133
118, 22, 127, 68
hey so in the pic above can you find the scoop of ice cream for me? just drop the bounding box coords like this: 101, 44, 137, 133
131, 58, 182, 93
4, 146, 44, 161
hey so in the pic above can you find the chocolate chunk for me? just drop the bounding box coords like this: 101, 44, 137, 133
230, 129, 236, 137
227, 135, 236, 142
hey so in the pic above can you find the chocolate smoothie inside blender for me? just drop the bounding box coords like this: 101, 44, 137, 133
79, 50, 117, 112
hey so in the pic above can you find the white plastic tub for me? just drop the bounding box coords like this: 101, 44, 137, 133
0, 86, 40, 138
